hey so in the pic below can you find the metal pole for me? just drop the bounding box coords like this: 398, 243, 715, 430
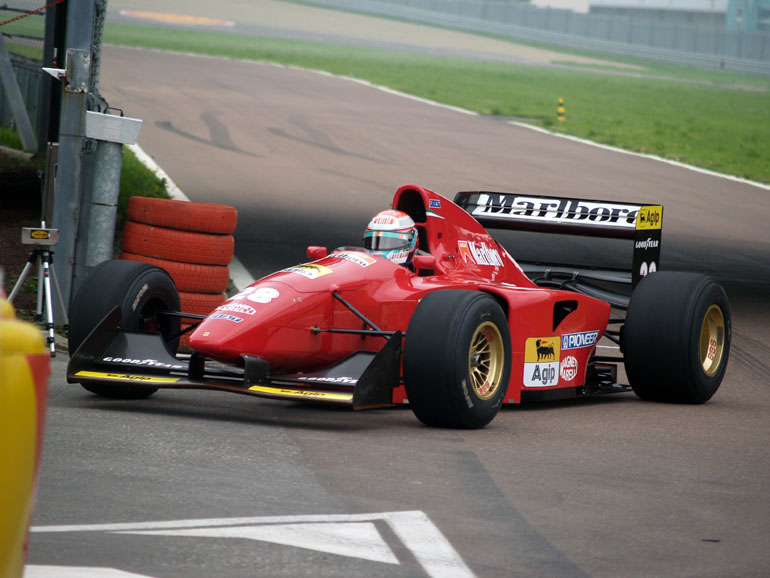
73, 0, 111, 292
49, 0, 94, 319
84, 140, 122, 268
79, 110, 142, 272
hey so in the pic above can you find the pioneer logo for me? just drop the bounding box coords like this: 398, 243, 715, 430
471, 193, 640, 229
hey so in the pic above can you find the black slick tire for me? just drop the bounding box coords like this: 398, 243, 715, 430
69, 260, 181, 399
403, 290, 511, 429
623, 272, 730, 404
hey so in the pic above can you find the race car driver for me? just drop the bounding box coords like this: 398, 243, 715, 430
363, 209, 418, 266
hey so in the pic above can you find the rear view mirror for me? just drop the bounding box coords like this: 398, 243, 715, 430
306, 246, 328, 260
413, 253, 436, 273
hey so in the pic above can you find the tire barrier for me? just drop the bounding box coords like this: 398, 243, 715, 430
179, 291, 228, 316
120, 197, 238, 352
122, 221, 234, 266
119, 252, 229, 294
0, 297, 50, 578
127, 196, 237, 235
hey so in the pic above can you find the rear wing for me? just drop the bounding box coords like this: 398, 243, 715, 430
454, 191, 663, 291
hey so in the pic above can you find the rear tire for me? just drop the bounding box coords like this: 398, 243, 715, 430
403, 290, 511, 428
69, 260, 181, 399
623, 272, 730, 403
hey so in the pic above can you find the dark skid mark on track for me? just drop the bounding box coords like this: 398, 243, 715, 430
454, 450, 591, 578
268, 117, 387, 164
200, 109, 241, 152
728, 331, 770, 383
155, 112, 260, 158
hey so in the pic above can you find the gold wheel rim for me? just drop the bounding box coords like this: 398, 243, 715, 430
700, 304, 725, 377
468, 321, 505, 400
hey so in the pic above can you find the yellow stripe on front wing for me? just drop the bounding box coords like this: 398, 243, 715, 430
74, 371, 181, 383
248, 384, 353, 402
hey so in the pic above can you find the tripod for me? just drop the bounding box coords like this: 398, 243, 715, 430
8, 227, 69, 357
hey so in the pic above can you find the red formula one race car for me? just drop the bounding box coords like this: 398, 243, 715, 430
67, 184, 731, 428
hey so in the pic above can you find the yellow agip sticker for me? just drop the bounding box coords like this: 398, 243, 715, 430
74, 371, 181, 383
635, 206, 663, 230
249, 384, 353, 402
523, 337, 561, 388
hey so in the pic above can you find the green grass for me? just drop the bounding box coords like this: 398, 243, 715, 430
117, 147, 169, 225
0, 14, 44, 61
0, 126, 23, 151
0, 129, 168, 223
283, 0, 770, 89
103, 23, 770, 184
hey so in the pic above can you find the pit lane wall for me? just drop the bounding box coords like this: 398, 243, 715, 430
0, 297, 50, 578
302, 0, 770, 75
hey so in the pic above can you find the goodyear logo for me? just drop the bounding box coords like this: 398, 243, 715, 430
562, 331, 600, 350
636, 205, 663, 231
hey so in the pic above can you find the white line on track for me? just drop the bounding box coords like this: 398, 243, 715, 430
31, 511, 475, 578
24, 567, 156, 578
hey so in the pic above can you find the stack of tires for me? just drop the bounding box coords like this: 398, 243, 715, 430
120, 196, 238, 351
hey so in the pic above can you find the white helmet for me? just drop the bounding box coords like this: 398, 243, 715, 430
363, 210, 418, 265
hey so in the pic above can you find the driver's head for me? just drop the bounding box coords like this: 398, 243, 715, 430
363, 210, 418, 265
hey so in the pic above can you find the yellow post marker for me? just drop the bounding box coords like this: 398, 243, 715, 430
0, 298, 50, 578
557, 97, 566, 122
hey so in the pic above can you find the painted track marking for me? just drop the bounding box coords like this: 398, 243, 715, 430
31, 511, 475, 578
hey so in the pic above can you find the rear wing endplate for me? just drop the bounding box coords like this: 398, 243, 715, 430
454, 191, 663, 288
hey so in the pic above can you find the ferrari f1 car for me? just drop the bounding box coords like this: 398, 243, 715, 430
67, 184, 731, 429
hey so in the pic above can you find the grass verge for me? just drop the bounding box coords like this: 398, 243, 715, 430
104, 22, 770, 184
0, 131, 168, 227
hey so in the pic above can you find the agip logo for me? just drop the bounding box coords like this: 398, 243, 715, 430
636, 205, 663, 230
523, 337, 561, 387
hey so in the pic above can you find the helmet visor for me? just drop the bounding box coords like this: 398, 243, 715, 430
364, 230, 411, 252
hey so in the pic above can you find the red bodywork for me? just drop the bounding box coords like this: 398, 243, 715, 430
189, 184, 610, 405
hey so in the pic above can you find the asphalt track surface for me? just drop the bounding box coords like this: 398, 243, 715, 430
28, 8, 770, 578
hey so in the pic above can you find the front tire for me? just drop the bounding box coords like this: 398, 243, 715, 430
69, 260, 181, 399
403, 290, 511, 428
623, 272, 730, 403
